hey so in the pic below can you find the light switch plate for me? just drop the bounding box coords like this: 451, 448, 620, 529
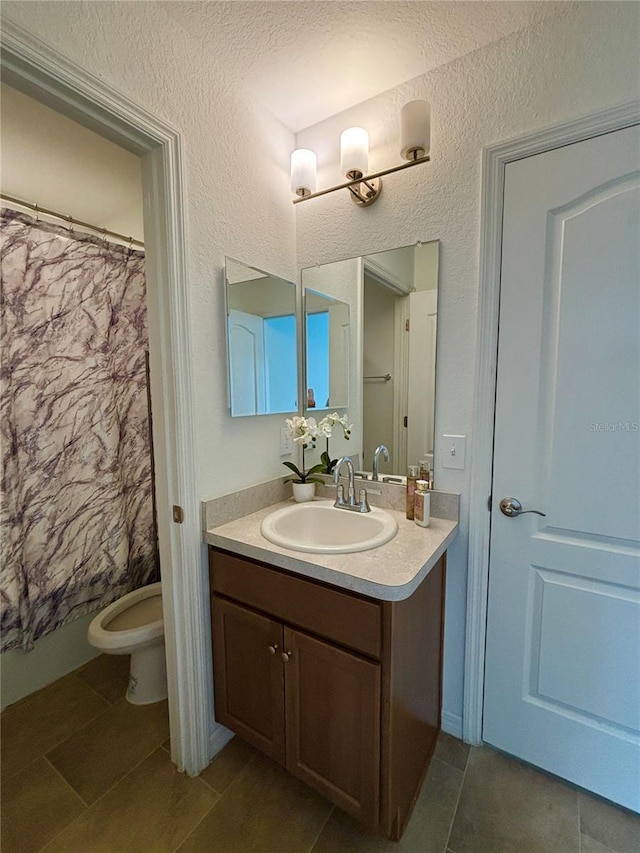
442, 434, 466, 469
280, 427, 293, 456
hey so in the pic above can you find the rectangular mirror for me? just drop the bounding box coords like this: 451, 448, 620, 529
225, 257, 298, 417
304, 289, 350, 410
301, 241, 439, 477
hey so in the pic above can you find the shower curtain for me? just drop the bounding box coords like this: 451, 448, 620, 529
1, 209, 159, 652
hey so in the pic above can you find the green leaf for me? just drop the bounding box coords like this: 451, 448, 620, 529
306, 463, 326, 476
282, 460, 304, 479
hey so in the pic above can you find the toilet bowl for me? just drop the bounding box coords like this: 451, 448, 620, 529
87, 582, 167, 705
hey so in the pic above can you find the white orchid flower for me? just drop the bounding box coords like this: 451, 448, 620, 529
317, 418, 333, 438
282, 416, 324, 484
285, 415, 318, 447
318, 412, 352, 439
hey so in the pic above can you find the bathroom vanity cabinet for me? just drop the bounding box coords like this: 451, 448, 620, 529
208, 546, 445, 840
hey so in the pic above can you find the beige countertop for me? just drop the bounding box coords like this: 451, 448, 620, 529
204, 499, 458, 602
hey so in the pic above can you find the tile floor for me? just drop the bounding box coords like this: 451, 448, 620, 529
2, 655, 638, 853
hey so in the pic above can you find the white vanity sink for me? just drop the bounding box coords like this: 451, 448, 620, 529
260, 500, 398, 554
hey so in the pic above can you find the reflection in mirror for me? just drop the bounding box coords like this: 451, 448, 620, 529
301, 242, 438, 477
225, 257, 297, 417
305, 290, 350, 410
363, 242, 438, 476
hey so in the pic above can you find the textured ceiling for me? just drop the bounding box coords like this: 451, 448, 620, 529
160, 1, 569, 131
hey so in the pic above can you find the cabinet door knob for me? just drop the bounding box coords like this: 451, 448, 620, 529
280, 651, 292, 663
268, 644, 278, 656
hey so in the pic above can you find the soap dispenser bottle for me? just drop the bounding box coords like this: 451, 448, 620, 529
414, 480, 431, 527
406, 465, 420, 520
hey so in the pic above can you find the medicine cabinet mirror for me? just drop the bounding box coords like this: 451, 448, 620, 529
225, 257, 298, 417
302, 241, 439, 476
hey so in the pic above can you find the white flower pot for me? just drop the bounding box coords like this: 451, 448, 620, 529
292, 482, 316, 503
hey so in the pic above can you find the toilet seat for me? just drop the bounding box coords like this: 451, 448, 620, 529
88, 582, 163, 653
106, 594, 163, 632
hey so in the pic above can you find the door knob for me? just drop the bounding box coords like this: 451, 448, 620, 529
499, 497, 546, 518
268, 644, 278, 656
280, 651, 292, 663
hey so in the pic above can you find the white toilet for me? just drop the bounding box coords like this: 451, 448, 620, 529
87, 582, 167, 705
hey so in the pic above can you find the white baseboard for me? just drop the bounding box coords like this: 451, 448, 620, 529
442, 709, 463, 740
208, 722, 234, 761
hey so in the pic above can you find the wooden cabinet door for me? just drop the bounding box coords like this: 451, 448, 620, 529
211, 596, 285, 763
283, 627, 381, 830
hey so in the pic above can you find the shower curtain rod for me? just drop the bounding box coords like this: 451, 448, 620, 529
1, 192, 145, 248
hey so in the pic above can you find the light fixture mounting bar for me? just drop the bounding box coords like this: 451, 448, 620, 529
292, 155, 430, 204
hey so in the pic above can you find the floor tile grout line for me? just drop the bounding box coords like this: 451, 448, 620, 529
167, 756, 253, 853
35, 737, 180, 853
307, 804, 335, 852
1, 749, 55, 785
0, 671, 85, 715
42, 754, 92, 809
42, 738, 218, 853
27, 757, 91, 853
198, 750, 260, 796
0, 680, 113, 781
47, 725, 171, 817
37, 812, 88, 853
38, 695, 118, 769
170, 775, 230, 852
41, 694, 120, 762
72, 669, 121, 706
442, 743, 472, 853
171, 801, 217, 853
173, 750, 262, 850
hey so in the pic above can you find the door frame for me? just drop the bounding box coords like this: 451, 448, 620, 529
464, 100, 640, 744
1, 22, 215, 773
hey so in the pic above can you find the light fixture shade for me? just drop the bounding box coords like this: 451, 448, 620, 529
340, 127, 369, 178
290, 148, 317, 197
400, 100, 430, 160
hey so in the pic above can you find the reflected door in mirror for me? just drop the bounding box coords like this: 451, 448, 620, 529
229, 309, 266, 416
305, 290, 350, 410
225, 258, 298, 417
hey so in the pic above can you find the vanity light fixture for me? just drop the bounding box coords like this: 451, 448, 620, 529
290, 99, 430, 207
290, 148, 317, 198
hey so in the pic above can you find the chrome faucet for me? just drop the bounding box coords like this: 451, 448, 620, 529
333, 456, 370, 513
371, 444, 390, 481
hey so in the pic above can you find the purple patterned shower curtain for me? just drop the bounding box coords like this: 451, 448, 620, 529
1, 209, 159, 652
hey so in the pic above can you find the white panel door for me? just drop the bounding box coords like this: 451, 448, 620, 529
484, 125, 640, 811
328, 301, 350, 409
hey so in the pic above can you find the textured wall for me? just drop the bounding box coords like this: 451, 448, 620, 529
2, 0, 298, 501
295, 2, 640, 727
